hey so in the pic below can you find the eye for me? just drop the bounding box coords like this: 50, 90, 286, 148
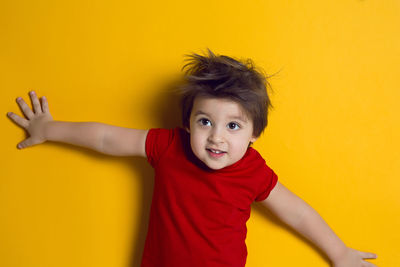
198, 118, 212, 126
227, 122, 240, 130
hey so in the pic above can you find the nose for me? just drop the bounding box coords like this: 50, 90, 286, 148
207, 126, 224, 144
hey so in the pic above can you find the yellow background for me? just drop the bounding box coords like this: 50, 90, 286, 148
1, 0, 399, 266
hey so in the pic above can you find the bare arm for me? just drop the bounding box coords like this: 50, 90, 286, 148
44, 121, 148, 156
260, 181, 377, 267
7, 91, 148, 157
98, 124, 148, 156
43, 121, 104, 152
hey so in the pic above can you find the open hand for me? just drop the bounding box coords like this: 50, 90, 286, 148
332, 247, 377, 267
7, 91, 53, 149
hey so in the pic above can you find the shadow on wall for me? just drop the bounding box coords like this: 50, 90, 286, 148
129, 76, 185, 267
252, 202, 331, 264
149, 75, 186, 130
127, 156, 154, 267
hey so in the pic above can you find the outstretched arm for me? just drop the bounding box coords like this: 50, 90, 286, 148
260, 181, 377, 267
7, 91, 148, 157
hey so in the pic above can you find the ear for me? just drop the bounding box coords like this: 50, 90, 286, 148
185, 127, 190, 133
250, 136, 257, 143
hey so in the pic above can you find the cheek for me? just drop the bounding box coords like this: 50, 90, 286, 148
190, 132, 204, 152
230, 136, 251, 154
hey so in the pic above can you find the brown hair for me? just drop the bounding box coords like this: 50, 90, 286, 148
179, 48, 275, 137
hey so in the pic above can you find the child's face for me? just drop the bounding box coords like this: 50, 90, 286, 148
186, 96, 257, 170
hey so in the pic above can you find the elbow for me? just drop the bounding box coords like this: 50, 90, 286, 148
95, 123, 107, 154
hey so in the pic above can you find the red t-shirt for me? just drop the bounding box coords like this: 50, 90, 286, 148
141, 127, 278, 267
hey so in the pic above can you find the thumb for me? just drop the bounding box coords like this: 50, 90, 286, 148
17, 137, 40, 149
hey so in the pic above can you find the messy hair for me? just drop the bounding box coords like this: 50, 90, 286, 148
179, 48, 275, 138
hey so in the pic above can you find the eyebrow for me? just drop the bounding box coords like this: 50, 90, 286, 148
194, 110, 248, 123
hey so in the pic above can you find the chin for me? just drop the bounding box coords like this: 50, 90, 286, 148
205, 161, 228, 170
201, 160, 222, 170
207, 165, 224, 170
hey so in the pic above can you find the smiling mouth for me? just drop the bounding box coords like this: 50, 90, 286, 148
206, 148, 226, 158
207, 148, 226, 153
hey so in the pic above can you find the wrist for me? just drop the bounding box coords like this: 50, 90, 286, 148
329, 245, 349, 264
43, 120, 58, 141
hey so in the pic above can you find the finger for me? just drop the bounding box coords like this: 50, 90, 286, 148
7, 112, 29, 129
41, 95, 50, 113
16, 97, 34, 119
360, 251, 377, 259
363, 261, 377, 267
29, 91, 42, 114
17, 137, 35, 149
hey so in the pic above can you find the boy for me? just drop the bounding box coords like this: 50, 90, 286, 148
7, 49, 377, 267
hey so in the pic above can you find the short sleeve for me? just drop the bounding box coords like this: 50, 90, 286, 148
145, 128, 176, 167
254, 167, 278, 202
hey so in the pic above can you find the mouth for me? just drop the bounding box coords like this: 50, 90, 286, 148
206, 148, 226, 158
